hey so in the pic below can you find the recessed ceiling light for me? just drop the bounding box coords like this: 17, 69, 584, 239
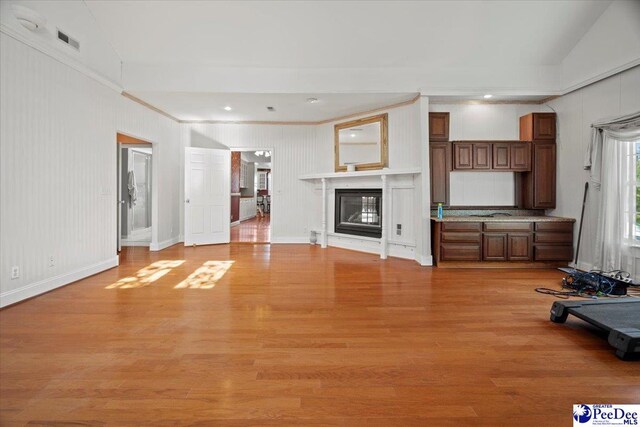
350, 133, 356, 138
307, 97, 319, 104
483, 94, 493, 99
223, 106, 232, 111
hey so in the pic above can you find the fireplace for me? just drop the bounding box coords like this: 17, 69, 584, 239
335, 189, 382, 238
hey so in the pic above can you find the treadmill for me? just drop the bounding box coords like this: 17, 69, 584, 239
550, 299, 640, 360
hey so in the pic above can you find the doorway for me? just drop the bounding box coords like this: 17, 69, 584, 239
230, 150, 272, 243
117, 136, 153, 249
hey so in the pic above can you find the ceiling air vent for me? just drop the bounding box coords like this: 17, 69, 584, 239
267, 106, 276, 112
57, 29, 80, 50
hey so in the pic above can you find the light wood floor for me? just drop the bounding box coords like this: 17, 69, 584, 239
1, 244, 638, 426
231, 214, 270, 243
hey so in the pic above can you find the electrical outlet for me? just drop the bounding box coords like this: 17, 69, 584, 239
48, 256, 55, 267
11, 266, 19, 280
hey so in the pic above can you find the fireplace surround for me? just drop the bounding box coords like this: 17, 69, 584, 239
335, 189, 382, 238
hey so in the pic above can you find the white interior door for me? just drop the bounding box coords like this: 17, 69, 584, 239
184, 147, 231, 246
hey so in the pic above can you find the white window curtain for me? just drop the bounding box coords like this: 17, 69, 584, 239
592, 126, 640, 276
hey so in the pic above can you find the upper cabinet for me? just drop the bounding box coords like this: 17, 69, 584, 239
452, 141, 530, 172
429, 112, 450, 142
518, 112, 557, 209
519, 113, 556, 141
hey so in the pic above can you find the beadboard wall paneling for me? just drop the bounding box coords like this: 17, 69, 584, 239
311, 102, 425, 261
547, 66, 640, 271
0, 33, 182, 306
187, 123, 320, 242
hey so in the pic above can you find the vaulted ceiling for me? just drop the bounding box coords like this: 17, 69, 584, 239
3, 0, 639, 121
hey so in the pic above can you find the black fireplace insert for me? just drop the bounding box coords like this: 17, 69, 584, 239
335, 189, 382, 238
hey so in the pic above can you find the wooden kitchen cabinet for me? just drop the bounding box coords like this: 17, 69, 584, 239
519, 142, 556, 209
453, 141, 530, 171
429, 112, 450, 142
520, 113, 556, 141
483, 233, 507, 261
510, 143, 531, 170
493, 142, 531, 171
432, 219, 573, 266
472, 143, 492, 169
508, 233, 532, 261
453, 143, 473, 169
430, 142, 451, 207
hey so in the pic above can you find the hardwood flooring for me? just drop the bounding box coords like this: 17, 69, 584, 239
231, 214, 270, 243
1, 244, 638, 426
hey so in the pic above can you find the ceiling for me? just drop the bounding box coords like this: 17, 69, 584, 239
6, 0, 624, 121
85, 1, 609, 68
128, 92, 418, 122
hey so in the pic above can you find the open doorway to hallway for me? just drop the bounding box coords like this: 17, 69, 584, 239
230, 150, 271, 243
117, 137, 153, 250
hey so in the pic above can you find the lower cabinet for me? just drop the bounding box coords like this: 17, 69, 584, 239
433, 220, 573, 265
239, 197, 257, 221
483, 233, 507, 261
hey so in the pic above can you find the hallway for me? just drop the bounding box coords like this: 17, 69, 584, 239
231, 214, 270, 243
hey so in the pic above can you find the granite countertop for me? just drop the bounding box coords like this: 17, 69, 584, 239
431, 215, 575, 223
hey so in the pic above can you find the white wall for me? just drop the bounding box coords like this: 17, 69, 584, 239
0, 32, 183, 307
548, 65, 640, 270
561, 0, 640, 93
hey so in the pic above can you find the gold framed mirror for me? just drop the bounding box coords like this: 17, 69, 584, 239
334, 113, 388, 172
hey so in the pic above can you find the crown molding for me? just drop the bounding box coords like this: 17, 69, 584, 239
121, 91, 180, 122
0, 23, 123, 93
125, 92, 421, 126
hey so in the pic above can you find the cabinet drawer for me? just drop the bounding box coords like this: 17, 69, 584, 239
534, 232, 573, 244
483, 222, 532, 232
440, 244, 481, 261
535, 222, 574, 232
534, 245, 573, 261
441, 222, 482, 232
441, 232, 481, 244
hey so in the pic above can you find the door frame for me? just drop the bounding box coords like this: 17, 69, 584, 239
232, 147, 275, 242
116, 132, 158, 252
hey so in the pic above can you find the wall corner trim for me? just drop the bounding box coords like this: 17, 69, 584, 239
0, 257, 119, 308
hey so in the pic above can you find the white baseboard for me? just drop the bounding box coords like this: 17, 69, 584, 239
271, 237, 309, 244
121, 240, 150, 247
0, 257, 119, 308
230, 221, 241, 227
150, 236, 181, 251
418, 255, 433, 266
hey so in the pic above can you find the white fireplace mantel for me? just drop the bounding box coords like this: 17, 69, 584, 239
299, 168, 421, 259
298, 168, 421, 181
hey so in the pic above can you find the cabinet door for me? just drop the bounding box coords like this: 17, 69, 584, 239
507, 233, 532, 261
492, 143, 511, 169
533, 113, 556, 140
430, 143, 451, 206
510, 143, 531, 171
483, 233, 507, 261
533, 143, 556, 208
454, 143, 473, 170
429, 112, 450, 142
473, 143, 492, 169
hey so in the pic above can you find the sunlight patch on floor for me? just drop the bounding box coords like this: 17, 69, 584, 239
174, 261, 234, 289
106, 260, 185, 289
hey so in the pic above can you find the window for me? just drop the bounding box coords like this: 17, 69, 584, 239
624, 140, 640, 241
632, 141, 640, 240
